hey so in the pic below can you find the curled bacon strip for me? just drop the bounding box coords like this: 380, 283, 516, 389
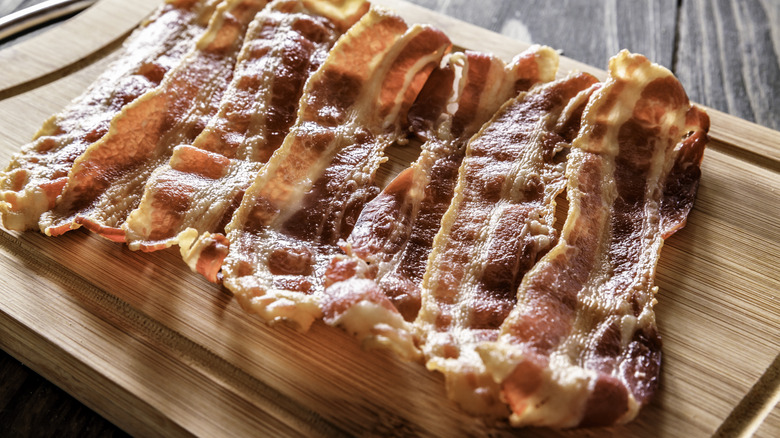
480, 51, 709, 427
320, 46, 560, 360
0, 0, 220, 231
38, 0, 272, 240
205, 7, 451, 331
123, 0, 361, 252
416, 72, 599, 416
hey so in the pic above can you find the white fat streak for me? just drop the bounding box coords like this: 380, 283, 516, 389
331, 300, 420, 361
332, 25, 452, 238
417, 80, 569, 418
261, 8, 407, 228
374, 54, 468, 278
550, 52, 685, 425
417, 85, 525, 339
0, 185, 50, 231
279, 21, 450, 230
372, 25, 450, 132
177, 160, 263, 243
228, 8, 295, 161
222, 9, 385, 233
243, 287, 322, 331
196, 0, 253, 50
443, 53, 467, 119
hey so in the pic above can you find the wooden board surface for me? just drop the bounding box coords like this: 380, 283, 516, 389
0, 0, 778, 436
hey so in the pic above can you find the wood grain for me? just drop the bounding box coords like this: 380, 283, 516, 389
410, 0, 780, 131
407, 0, 678, 68
0, 0, 160, 94
0, 0, 778, 436
675, 0, 780, 131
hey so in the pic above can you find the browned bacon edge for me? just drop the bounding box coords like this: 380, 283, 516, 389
319, 46, 560, 361
203, 6, 451, 331
38, 0, 272, 240
0, 0, 220, 231
415, 72, 599, 417
123, 0, 362, 252
479, 51, 709, 427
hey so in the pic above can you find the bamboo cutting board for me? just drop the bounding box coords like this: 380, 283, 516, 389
0, 0, 778, 436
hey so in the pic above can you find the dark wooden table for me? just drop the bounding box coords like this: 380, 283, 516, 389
1, 0, 778, 436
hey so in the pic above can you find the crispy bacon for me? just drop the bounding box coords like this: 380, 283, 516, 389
196, 7, 451, 331
479, 51, 709, 427
38, 0, 272, 239
415, 72, 599, 416
0, 0, 220, 231
0, 0, 710, 426
123, 0, 363, 252
320, 46, 560, 360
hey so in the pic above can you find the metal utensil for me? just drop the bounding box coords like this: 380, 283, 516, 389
0, 0, 96, 41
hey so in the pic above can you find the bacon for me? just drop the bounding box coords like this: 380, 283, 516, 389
0, 0, 220, 231
197, 7, 451, 331
38, 0, 272, 240
479, 51, 709, 427
123, 0, 363, 252
320, 46, 560, 360
415, 72, 599, 416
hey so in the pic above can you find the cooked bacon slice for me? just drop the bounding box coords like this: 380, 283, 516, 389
416, 72, 599, 416
320, 46, 560, 360
0, 0, 220, 231
479, 51, 709, 427
193, 8, 451, 330
123, 0, 364, 252
38, 0, 272, 240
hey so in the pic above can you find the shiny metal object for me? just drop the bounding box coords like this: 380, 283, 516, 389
0, 0, 97, 41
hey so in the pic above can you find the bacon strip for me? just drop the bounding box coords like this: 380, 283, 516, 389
197, 7, 451, 331
0, 0, 220, 231
38, 0, 272, 240
123, 0, 365, 253
479, 51, 709, 427
320, 46, 559, 360
416, 72, 599, 416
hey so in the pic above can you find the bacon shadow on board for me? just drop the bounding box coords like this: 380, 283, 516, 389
0, 0, 221, 231
38, 0, 273, 239
319, 46, 560, 361
413, 72, 600, 417
185, 7, 452, 331
123, 0, 368, 257
478, 51, 709, 427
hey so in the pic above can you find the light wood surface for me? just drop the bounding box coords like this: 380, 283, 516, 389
0, 0, 160, 94
0, 0, 778, 436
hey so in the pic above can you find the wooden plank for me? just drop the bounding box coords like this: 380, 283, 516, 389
0, 231, 343, 437
403, 0, 678, 69
676, 0, 780, 131
0, 0, 778, 436
0, 0, 160, 94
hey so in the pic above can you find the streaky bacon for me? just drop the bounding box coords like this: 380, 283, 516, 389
416, 72, 600, 416
123, 0, 366, 253
38, 0, 272, 240
0, 0, 220, 231
190, 7, 451, 330
479, 51, 709, 427
320, 46, 560, 360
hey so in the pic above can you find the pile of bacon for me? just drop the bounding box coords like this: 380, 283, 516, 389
0, 0, 709, 428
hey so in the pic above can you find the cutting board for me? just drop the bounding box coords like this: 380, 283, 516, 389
1, 0, 778, 436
